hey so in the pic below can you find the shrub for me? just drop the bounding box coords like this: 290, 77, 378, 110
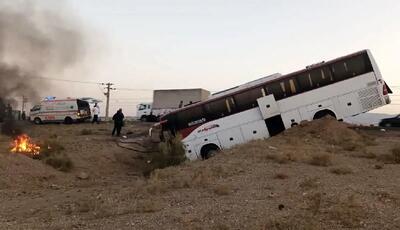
299, 177, 319, 190
135, 200, 161, 213
377, 147, 400, 164
330, 166, 353, 175
43, 154, 73, 172
341, 142, 360, 151
213, 184, 231, 196
156, 135, 186, 166
39, 139, 72, 172
329, 194, 366, 228
350, 151, 376, 159
265, 152, 296, 164
274, 173, 289, 180
306, 192, 322, 214
392, 146, 400, 163
308, 153, 332, 167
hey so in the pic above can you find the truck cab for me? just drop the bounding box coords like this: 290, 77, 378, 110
136, 103, 153, 121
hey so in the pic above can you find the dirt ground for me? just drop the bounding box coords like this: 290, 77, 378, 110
0, 119, 400, 230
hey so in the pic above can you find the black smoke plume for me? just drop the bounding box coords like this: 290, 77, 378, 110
0, 1, 84, 135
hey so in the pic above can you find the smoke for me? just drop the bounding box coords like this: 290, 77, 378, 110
0, 1, 83, 100
0, 1, 85, 134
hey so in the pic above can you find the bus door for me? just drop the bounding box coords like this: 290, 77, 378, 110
257, 95, 285, 136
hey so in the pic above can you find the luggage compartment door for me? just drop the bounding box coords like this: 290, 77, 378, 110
257, 94, 280, 119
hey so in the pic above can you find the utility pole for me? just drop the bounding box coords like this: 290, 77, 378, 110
21, 96, 26, 112
21, 96, 28, 120
102, 83, 115, 121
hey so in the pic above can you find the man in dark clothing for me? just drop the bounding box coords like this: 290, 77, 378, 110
0, 98, 5, 122
6, 104, 12, 120
112, 108, 124, 136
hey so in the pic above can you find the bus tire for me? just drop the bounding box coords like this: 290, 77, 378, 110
200, 144, 220, 160
313, 109, 336, 120
64, 117, 73, 124
33, 117, 42, 125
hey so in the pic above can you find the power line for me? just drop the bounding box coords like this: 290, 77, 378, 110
29, 76, 102, 85
115, 88, 153, 91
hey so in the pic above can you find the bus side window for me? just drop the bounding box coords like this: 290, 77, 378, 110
288, 78, 299, 94
346, 54, 372, 76
309, 67, 333, 88
266, 82, 285, 100
176, 106, 206, 129
331, 61, 351, 81
204, 99, 229, 120
225, 97, 236, 114
296, 73, 313, 92
233, 87, 264, 112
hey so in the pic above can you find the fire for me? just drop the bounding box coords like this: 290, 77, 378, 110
10, 134, 41, 156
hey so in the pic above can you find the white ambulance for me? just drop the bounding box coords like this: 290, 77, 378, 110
29, 98, 91, 124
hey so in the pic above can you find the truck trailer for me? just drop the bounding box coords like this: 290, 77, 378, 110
137, 88, 210, 121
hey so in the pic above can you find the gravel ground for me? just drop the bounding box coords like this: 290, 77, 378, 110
0, 119, 399, 229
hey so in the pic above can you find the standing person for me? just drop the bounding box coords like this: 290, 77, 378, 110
0, 98, 5, 122
112, 108, 124, 136
6, 104, 12, 120
92, 103, 100, 124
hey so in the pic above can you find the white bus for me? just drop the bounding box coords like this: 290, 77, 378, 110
157, 50, 392, 160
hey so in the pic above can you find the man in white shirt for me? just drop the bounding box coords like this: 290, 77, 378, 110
92, 103, 100, 124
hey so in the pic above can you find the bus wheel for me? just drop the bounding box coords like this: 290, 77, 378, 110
200, 144, 220, 160
313, 109, 336, 120
33, 117, 42, 125
64, 117, 73, 124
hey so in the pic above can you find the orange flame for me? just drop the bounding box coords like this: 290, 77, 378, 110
10, 134, 41, 156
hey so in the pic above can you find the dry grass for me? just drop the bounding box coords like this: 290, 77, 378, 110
360, 132, 378, 146
306, 192, 323, 214
341, 141, 361, 151
213, 184, 231, 196
191, 169, 212, 188
374, 164, 384, 170
328, 194, 366, 228
265, 152, 297, 164
135, 200, 161, 213
350, 151, 376, 159
144, 135, 186, 176
299, 177, 320, 190
308, 153, 332, 167
392, 146, 400, 162
39, 139, 73, 172
264, 216, 317, 230
80, 129, 93, 135
212, 223, 230, 230
377, 147, 400, 164
330, 166, 353, 175
274, 173, 289, 180
374, 190, 399, 203
77, 200, 93, 213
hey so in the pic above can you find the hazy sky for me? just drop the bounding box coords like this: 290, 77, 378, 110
38, 0, 400, 114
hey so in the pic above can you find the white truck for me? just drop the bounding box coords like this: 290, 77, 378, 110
137, 88, 210, 121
